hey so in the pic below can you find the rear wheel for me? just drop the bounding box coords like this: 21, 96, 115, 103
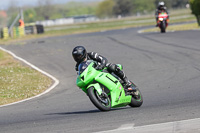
129, 84, 143, 107
88, 87, 111, 111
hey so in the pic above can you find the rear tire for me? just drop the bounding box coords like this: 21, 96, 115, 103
88, 87, 111, 111
129, 87, 143, 107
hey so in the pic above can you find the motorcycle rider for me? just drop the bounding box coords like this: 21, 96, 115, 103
72, 46, 134, 91
155, 1, 169, 27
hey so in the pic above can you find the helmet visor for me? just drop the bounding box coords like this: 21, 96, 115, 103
73, 54, 83, 62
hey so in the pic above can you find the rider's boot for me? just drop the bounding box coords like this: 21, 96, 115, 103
156, 21, 159, 27
123, 77, 136, 92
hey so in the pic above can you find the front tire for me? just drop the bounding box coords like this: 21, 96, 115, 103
88, 87, 111, 111
160, 21, 166, 33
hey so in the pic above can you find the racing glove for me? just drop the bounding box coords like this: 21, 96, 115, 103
95, 64, 103, 70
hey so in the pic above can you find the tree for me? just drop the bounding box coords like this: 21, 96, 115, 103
113, 0, 133, 16
171, 0, 188, 8
6, 0, 19, 26
133, 0, 155, 14
96, 0, 115, 18
0, 11, 7, 27
35, 0, 55, 20
190, 0, 200, 26
24, 9, 37, 23
154, 0, 190, 9
66, 2, 96, 17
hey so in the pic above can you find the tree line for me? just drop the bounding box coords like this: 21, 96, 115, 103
96, 0, 189, 18
6, 0, 97, 26
2, 0, 195, 27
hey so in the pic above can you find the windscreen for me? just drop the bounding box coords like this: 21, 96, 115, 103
78, 60, 93, 75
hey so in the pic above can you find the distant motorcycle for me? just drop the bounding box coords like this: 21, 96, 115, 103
76, 60, 143, 111
158, 12, 169, 33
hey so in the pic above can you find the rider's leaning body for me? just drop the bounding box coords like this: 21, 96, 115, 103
155, 1, 169, 26
72, 46, 133, 90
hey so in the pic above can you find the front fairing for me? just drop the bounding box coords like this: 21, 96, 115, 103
158, 12, 168, 21
76, 61, 100, 90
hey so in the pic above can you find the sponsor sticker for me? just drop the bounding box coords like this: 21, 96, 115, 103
119, 86, 122, 90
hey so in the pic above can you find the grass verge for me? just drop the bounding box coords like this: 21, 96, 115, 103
140, 23, 200, 33
0, 49, 52, 106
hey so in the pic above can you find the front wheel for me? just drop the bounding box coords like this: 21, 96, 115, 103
88, 87, 111, 111
129, 87, 143, 107
160, 21, 166, 33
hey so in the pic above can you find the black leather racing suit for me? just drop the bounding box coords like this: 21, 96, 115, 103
155, 6, 169, 22
75, 52, 129, 85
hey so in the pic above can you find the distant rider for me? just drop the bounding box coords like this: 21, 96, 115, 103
72, 46, 134, 91
155, 1, 169, 27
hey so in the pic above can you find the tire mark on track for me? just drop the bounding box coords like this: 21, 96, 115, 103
193, 66, 200, 72
107, 36, 178, 62
139, 35, 200, 52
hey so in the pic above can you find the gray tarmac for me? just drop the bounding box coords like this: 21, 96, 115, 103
0, 27, 200, 133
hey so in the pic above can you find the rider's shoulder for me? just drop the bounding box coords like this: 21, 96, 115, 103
88, 52, 98, 56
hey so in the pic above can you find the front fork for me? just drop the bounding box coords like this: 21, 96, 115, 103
87, 83, 102, 95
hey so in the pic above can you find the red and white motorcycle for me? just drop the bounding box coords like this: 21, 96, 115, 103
157, 12, 169, 33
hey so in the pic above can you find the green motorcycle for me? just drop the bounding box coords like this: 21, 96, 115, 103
76, 60, 143, 111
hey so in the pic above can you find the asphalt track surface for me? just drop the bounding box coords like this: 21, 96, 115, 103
1, 27, 200, 133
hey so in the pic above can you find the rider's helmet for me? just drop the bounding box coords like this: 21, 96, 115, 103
72, 46, 87, 63
158, 1, 165, 10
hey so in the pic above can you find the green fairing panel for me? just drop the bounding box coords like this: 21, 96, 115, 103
87, 83, 102, 95
95, 72, 131, 107
95, 73, 118, 91
76, 62, 100, 89
111, 90, 132, 108
76, 76, 86, 88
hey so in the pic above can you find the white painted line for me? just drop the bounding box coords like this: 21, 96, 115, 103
0, 46, 60, 108
95, 118, 200, 133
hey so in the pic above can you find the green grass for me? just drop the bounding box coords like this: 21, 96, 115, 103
0, 50, 52, 105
